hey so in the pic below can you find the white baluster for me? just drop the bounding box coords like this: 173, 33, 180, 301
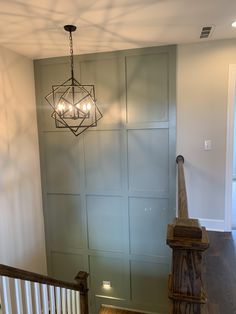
71, 290, 76, 314
24, 281, 33, 314
33, 282, 41, 314
14, 279, 23, 314
61, 287, 66, 314
67, 289, 72, 314
0, 276, 13, 314
49, 285, 56, 314
55, 286, 61, 313
75, 291, 80, 314
41, 284, 49, 313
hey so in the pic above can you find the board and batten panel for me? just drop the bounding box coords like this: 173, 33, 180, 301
47, 194, 84, 250
34, 45, 176, 314
126, 52, 168, 123
44, 132, 82, 194
87, 196, 125, 252
129, 197, 169, 256
84, 130, 122, 192
128, 129, 169, 193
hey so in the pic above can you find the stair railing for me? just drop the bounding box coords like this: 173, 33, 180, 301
167, 155, 209, 314
0, 263, 88, 314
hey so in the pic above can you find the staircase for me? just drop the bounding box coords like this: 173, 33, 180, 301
0, 264, 88, 313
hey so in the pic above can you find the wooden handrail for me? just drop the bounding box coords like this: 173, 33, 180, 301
176, 155, 189, 219
0, 264, 87, 292
166, 156, 209, 314
0, 264, 89, 314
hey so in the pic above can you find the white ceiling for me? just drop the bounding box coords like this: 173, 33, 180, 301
1, 0, 236, 60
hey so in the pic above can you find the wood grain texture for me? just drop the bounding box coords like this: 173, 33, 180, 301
176, 155, 188, 219
0, 264, 87, 291
167, 225, 209, 251
172, 250, 203, 298
173, 218, 202, 239
75, 271, 89, 314
169, 301, 203, 314
167, 157, 209, 314
167, 226, 209, 314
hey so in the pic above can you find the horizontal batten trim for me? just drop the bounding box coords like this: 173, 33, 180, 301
50, 249, 170, 264
41, 122, 169, 133
128, 190, 169, 198
126, 122, 169, 129
47, 191, 170, 198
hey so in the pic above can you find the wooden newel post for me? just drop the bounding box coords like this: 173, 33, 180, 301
167, 156, 210, 313
167, 221, 209, 314
75, 271, 89, 314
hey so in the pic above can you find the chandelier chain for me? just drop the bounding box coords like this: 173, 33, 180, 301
69, 31, 74, 78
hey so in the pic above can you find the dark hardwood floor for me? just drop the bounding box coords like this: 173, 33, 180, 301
203, 231, 236, 314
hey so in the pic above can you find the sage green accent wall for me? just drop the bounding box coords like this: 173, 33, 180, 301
34, 45, 176, 314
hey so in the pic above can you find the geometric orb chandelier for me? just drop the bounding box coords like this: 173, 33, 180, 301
45, 25, 103, 136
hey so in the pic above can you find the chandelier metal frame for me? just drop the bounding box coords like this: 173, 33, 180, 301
45, 25, 102, 136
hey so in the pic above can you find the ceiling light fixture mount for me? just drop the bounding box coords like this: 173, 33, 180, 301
45, 24, 103, 136
64, 24, 77, 32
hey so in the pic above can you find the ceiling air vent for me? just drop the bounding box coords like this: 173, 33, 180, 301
200, 26, 213, 39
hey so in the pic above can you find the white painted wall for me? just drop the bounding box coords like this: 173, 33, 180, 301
0, 45, 47, 274
177, 38, 236, 229
233, 100, 236, 178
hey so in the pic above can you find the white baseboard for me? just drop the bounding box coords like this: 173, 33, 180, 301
199, 218, 226, 232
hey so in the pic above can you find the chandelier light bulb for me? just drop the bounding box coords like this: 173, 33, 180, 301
57, 102, 65, 112
87, 103, 91, 110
